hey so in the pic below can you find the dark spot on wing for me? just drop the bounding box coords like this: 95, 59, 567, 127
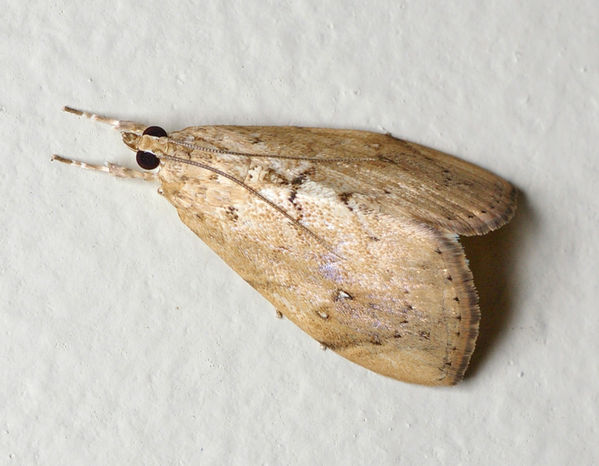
292, 174, 306, 186
289, 188, 303, 217
339, 192, 352, 203
291, 167, 315, 186
225, 206, 239, 222
338, 192, 354, 211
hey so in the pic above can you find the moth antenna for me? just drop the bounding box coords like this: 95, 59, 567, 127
170, 139, 378, 162
51, 154, 157, 181
63, 106, 148, 133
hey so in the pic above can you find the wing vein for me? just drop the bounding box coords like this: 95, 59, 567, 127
159, 154, 339, 256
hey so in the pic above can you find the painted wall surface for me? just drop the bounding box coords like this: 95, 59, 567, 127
2, 1, 598, 464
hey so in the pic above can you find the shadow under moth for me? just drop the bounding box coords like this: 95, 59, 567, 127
53, 106, 516, 386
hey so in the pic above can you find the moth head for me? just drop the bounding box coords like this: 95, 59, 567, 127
121, 126, 168, 171
52, 107, 170, 181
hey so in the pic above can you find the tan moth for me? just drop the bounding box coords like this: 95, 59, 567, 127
53, 106, 516, 386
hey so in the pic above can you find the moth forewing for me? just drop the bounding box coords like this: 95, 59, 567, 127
55, 107, 517, 386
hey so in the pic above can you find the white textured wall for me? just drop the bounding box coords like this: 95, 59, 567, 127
2, 1, 598, 464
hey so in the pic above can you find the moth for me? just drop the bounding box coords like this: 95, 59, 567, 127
53, 106, 516, 386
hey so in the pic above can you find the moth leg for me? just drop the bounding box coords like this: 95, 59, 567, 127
51, 155, 157, 181
63, 106, 148, 133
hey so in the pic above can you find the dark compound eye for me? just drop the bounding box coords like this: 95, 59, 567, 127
136, 150, 160, 170
143, 126, 167, 137
136, 126, 166, 169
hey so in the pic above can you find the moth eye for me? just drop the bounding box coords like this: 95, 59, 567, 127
136, 150, 160, 170
143, 126, 167, 137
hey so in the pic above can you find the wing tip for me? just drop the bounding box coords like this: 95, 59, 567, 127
483, 182, 518, 232
457, 180, 518, 237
